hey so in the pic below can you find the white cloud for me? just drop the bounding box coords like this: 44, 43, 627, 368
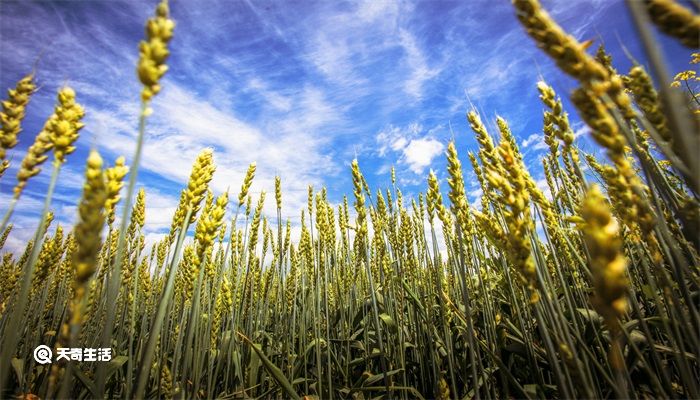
392, 137, 408, 152
468, 187, 483, 199
300, 0, 441, 105
247, 78, 293, 112
398, 28, 440, 100
572, 123, 589, 139
533, 142, 550, 151
72, 78, 345, 242
403, 138, 444, 174
521, 133, 541, 148
375, 123, 444, 175
535, 177, 552, 201
356, 0, 398, 22
377, 123, 422, 156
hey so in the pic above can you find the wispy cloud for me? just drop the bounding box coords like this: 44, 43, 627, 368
521, 133, 541, 149
398, 28, 441, 100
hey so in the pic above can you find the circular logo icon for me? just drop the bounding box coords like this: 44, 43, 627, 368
34, 345, 52, 364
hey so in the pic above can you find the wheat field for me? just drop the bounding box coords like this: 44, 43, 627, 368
0, 0, 698, 399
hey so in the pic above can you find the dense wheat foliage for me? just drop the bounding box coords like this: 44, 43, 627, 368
0, 0, 698, 399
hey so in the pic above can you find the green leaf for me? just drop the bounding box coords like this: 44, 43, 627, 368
73, 367, 98, 398
379, 313, 398, 334
364, 368, 403, 386
349, 357, 367, 367
653, 344, 698, 361
248, 343, 262, 388
641, 284, 657, 300
105, 355, 128, 382
232, 350, 242, 381
11, 358, 23, 386
524, 384, 538, 398
291, 377, 310, 385
303, 338, 327, 357
239, 332, 301, 400
576, 308, 603, 325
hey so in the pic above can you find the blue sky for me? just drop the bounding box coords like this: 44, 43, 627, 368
0, 0, 693, 251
